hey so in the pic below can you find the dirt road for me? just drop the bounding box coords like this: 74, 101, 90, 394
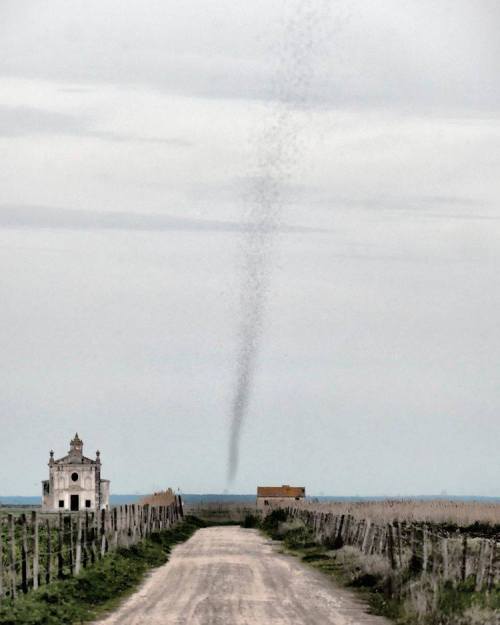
95, 526, 391, 625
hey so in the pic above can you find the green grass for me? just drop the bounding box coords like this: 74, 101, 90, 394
0, 516, 206, 625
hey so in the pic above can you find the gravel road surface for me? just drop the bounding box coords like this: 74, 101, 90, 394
95, 526, 391, 625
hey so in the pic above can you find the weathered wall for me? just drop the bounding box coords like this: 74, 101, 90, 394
256, 496, 303, 510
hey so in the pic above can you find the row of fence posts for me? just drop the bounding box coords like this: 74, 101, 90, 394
0, 496, 183, 602
284, 507, 499, 592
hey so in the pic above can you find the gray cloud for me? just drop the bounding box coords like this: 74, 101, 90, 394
0, 0, 499, 498
297, 192, 495, 220
0, 106, 192, 145
0, 204, 322, 233
0, 106, 80, 137
1, 1, 499, 113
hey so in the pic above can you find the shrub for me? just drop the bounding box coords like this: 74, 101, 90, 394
261, 509, 288, 537
283, 526, 315, 549
242, 514, 260, 528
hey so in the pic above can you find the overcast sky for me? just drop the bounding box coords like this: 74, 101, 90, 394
1, 0, 499, 497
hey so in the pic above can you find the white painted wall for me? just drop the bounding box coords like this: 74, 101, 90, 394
42, 462, 109, 511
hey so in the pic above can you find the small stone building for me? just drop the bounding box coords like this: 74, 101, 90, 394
256, 484, 306, 509
42, 434, 110, 512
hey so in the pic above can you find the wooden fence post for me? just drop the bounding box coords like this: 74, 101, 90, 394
422, 526, 428, 573
352, 519, 362, 547
45, 519, 52, 584
8, 514, 16, 599
96, 508, 101, 558
361, 519, 372, 553
475, 539, 487, 591
378, 526, 387, 554
20, 514, 28, 593
68, 516, 74, 573
358, 520, 367, 549
387, 524, 397, 570
100, 509, 107, 557
32, 511, 39, 590
409, 525, 420, 573
131, 505, 136, 543
83, 512, 89, 568
113, 508, 118, 549
441, 537, 449, 580
0, 518, 4, 599
91, 510, 100, 564
57, 514, 64, 579
333, 515, 345, 549
118, 506, 127, 545
487, 539, 497, 592
461, 534, 468, 582
396, 522, 403, 568
74, 515, 82, 576
368, 523, 378, 555
114, 506, 122, 546
107, 505, 112, 542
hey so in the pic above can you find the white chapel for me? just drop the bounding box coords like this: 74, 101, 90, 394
42, 433, 110, 512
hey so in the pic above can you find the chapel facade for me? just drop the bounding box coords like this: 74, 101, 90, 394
41, 434, 110, 512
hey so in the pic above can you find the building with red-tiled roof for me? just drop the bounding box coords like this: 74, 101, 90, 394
256, 484, 305, 508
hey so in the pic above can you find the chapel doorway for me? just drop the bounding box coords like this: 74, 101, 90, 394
70, 494, 79, 511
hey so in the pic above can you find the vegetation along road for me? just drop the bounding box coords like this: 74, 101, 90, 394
95, 526, 390, 625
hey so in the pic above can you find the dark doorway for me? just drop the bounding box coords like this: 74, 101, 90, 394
70, 494, 79, 511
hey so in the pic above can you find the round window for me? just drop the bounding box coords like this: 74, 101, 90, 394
71, 472, 79, 482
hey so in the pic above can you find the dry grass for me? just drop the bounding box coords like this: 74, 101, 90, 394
139, 488, 176, 507
460, 606, 500, 625
291, 499, 500, 526
184, 501, 256, 523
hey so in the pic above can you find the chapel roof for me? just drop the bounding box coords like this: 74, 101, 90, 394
53, 454, 95, 465
52, 433, 97, 465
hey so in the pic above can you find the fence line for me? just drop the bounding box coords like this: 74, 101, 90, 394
0, 496, 183, 602
282, 506, 500, 589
